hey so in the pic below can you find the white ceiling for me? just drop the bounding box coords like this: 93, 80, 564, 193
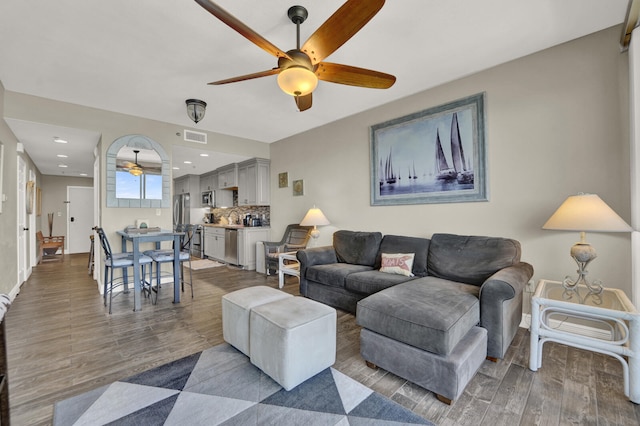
0, 0, 629, 178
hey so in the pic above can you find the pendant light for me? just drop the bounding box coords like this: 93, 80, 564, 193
186, 99, 207, 124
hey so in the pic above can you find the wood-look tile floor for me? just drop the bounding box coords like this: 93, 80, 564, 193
5, 254, 640, 425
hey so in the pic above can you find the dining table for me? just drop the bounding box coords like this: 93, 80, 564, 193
117, 228, 184, 311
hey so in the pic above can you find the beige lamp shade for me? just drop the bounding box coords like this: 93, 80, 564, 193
300, 206, 330, 238
542, 193, 632, 233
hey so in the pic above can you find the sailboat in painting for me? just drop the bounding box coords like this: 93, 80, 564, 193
435, 129, 457, 181
450, 112, 474, 184
380, 148, 397, 186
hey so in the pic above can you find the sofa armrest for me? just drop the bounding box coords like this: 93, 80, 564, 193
479, 262, 534, 359
297, 246, 338, 295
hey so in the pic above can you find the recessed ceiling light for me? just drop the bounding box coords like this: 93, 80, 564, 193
58, 164, 68, 168
57, 154, 68, 158
200, 153, 209, 157
53, 137, 68, 144
79, 173, 88, 177
184, 161, 192, 164
172, 167, 180, 170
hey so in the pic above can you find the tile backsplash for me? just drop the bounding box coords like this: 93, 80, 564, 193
208, 205, 270, 226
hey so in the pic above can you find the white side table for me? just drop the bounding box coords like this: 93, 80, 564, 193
530, 279, 640, 403
278, 251, 300, 289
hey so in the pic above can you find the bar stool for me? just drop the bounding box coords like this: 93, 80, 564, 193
144, 224, 194, 302
88, 234, 95, 275
96, 228, 153, 313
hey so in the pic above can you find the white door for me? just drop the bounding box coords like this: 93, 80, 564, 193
67, 186, 94, 254
29, 171, 36, 271
17, 157, 27, 283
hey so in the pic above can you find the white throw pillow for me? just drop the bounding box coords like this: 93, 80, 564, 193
380, 253, 415, 277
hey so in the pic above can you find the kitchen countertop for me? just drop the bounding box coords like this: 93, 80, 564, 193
202, 223, 270, 229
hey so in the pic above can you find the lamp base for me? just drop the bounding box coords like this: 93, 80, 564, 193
562, 242, 603, 294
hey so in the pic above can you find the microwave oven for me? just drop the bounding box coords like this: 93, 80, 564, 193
202, 191, 213, 206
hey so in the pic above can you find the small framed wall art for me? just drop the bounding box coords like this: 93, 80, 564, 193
293, 179, 304, 196
278, 172, 289, 188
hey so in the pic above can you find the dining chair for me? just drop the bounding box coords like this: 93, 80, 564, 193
144, 224, 194, 302
96, 227, 153, 313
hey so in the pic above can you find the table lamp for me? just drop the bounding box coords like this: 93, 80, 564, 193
300, 206, 330, 238
542, 193, 632, 294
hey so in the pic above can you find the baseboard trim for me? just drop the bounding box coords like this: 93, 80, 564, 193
520, 313, 613, 341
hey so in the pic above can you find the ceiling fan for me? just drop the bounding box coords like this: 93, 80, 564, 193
195, 0, 396, 111
119, 150, 160, 176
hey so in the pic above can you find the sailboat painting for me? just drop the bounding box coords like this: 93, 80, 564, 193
370, 93, 487, 206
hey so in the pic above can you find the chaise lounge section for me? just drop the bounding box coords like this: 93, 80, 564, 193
297, 230, 534, 402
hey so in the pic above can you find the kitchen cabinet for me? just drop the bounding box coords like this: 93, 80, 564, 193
174, 174, 200, 196
217, 164, 238, 189
200, 171, 216, 192
238, 227, 270, 270
204, 226, 225, 262
237, 158, 270, 206
200, 172, 233, 207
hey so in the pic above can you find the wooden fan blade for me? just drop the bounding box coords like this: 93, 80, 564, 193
316, 62, 395, 88
208, 68, 281, 85
295, 93, 312, 111
301, 0, 385, 65
194, 0, 290, 59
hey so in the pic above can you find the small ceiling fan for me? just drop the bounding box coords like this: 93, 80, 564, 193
119, 150, 160, 176
194, 0, 396, 111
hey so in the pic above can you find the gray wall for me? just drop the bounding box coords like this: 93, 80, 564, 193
269, 26, 632, 296
40, 175, 93, 238
0, 82, 43, 296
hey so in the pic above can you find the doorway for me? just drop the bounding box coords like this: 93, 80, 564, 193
17, 157, 27, 284
67, 186, 94, 254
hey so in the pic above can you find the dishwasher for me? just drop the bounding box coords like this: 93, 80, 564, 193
224, 228, 238, 265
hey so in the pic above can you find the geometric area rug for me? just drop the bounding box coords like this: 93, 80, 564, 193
53, 343, 433, 425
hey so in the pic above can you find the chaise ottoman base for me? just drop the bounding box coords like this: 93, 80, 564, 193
360, 326, 487, 403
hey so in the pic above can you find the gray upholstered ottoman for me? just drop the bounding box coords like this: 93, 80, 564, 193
249, 296, 336, 390
357, 279, 488, 403
222, 286, 293, 356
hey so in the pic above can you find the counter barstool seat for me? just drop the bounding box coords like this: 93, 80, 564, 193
96, 228, 153, 313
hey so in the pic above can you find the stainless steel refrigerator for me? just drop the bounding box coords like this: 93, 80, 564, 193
173, 193, 191, 228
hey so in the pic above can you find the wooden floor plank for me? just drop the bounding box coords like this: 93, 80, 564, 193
4, 254, 639, 425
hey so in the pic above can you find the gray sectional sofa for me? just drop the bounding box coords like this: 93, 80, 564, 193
297, 230, 534, 403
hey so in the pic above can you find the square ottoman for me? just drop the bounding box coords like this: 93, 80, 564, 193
249, 296, 336, 390
222, 286, 293, 356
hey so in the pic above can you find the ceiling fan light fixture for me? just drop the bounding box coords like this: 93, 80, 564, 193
185, 99, 207, 124
129, 166, 143, 177
277, 66, 318, 97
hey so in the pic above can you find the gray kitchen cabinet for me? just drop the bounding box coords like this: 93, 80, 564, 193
237, 227, 270, 270
204, 226, 225, 262
200, 171, 216, 192
237, 158, 270, 206
217, 164, 238, 189
174, 174, 199, 195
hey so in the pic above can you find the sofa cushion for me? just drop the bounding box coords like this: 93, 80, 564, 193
334, 231, 382, 266
376, 235, 430, 277
345, 270, 416, 295
306, 263, 374, 289
427, 233, 521, 286
357, 277, 480, 356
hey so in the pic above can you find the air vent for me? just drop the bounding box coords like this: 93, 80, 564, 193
184, 129, 207, 144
